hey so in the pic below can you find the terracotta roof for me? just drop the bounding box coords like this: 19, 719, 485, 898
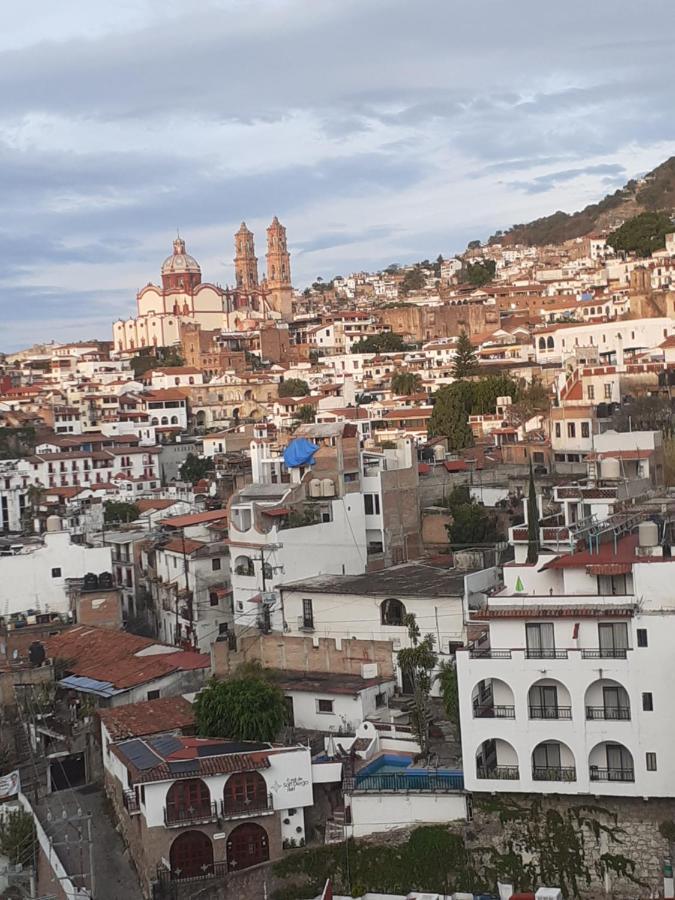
44, 626, 209, 690
159, 509, 228, 529
161, 537, 206, 555
474, 605, 635, 619
136, 499, 179, 513
98, 696, 195, 741
586, 449, 654, 461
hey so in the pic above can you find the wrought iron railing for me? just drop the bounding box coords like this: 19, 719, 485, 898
346, 771, 464, 793
469, 649, 512, 659
155, 860, 228, 886
525, 649, 568, 660
220, 794, 273, 819
163, 801, 219, 827
476, 765, 520, 780
473, 704, 516, 719
585, 706, 630, 720
528, 705, 572, 720
581, 648, 628, 659
589, 767, 635, 782
532, 766, 576, 782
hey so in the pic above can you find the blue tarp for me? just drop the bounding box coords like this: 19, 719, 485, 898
283, 437, 320, 468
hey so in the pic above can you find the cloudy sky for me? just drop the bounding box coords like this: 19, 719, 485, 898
1, 0, 674, 351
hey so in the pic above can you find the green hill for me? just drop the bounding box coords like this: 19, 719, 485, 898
488, 156, 675, 247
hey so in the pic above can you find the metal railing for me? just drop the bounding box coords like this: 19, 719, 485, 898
532, 766, 576, 782
220, 794, 273, 819
163, 801, 219, 827
473, 704, 516, 719
469, 649, 512, 659
581, 648, 629, 659
476, 765, 520, 780
528, 705, 572, 720
525, 649, 568, 660
589, 767, 635, 782
586, 706, 631, 721
347, 771, 464, 793
156, 860, 228, 886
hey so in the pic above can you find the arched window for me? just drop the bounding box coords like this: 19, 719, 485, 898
380, 598, 406, 626
170, 831, 214, 879
538, 337, 546, 350
174, 377, 180, 385
226, 822, 269, 871
546, 336, 554, 349
223, 771, 268, 815
235, 555, 254, 577
161, 416, 169, 425
165, 779, 212, 825
170, 416, 178, 425
151, 417, 159, 426
189, 377, 195, 385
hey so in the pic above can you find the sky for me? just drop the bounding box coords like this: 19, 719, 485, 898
1, 0, 674, 352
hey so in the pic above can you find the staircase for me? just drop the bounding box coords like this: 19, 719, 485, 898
324, 807, 346, 844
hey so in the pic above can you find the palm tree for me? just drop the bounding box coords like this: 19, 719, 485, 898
391, 371, 423, 396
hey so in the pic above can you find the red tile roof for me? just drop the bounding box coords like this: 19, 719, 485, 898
159, 509, 228, 529
474, 605, 634, 619
98, 696, 195, 740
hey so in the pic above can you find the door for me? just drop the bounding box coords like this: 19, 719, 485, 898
224, 772, 268, 815
598, 622, 629, 657
602, 686, 621, 719
533, 742, 561, 778
170, 831, 214, 879
606, 744, 632, 779
226, 823, 269, 871
531, 684, 558, 718
526, 623, 555, 658
284, 695, 295, 727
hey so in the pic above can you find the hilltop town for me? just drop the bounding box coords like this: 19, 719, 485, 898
3, 164, 675, 899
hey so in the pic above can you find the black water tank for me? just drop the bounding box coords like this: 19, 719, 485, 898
83, 572, 98, 591
98, 572, 113, 589
28, 642, 46, 667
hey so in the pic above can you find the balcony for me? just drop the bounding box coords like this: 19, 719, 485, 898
528, 706, 572, 720
220, 794, 274, 820
164, 802, 219, 827
581, 648, 628, 659
589, 767, 635, 783
473, 704, 515, 719
532, 766, 576, 782
469, 649, 512, 660
525, 649, 568, 660
476, 765, 519, 780
346, 772, 464, 793
156, 861, 228, 887
586, 706, 630, 721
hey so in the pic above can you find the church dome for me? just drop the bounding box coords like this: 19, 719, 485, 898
161, 237, 201, 276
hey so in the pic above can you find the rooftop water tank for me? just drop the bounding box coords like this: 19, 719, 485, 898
45, 515, 62, 533
639, 520, 659, 548
601, 457, 621, 479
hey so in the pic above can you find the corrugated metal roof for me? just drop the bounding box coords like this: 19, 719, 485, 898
59, 675, 125, 697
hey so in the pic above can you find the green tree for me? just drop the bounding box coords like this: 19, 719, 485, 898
465, 259, 496, 287
526, 459, 540, 565
130, 346, 185, 380
397, 614, 437, 761
103, 500, 139, 524
278, 378, 310, 398
436, 659, 460, 736
444, 485, 498, 545
607, 211, 675, 257
428, 384, 475, 452
610, 394, 674, 436
0, 809, 35, 867
351, 332, 408, 354
400, 266, 426, 296
194, 668, 287, 742
294, 405, 316, 424
467, 239, 482, 250
451, 330, 479, 379
390, 371, 423, 395
179, 453, 214, 484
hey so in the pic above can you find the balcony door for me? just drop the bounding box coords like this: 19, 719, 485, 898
224, 771, 267, 814
531, 684, 558, 718
526, 623, 555, 658
606, 743, 632, 777
598, 622, 629, 657
602, 686, 627, 719
533, 742, 560, 776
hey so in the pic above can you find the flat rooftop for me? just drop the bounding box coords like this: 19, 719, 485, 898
274, 670, 394, 695
278, 563, 471, 598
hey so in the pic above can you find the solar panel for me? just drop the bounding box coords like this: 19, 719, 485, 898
168, 760, 199, 775
120, 739, 161, 771
197, 741, 267, 757
149, 735, 182, 757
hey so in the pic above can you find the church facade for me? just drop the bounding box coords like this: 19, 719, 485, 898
113, 219, 293, 353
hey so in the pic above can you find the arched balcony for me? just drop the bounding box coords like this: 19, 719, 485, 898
475, 738, 519, 781
226, 822, 269, 871
585, 679, 631, 721
589, 741, 635, 783
531, 740, 576, 782
222, 771, 272, 819
528, 678, 572, 720
169, 831, 214, 879
165, 778, 217, 826
234, 555, 255, 577
380, 598, 406, 627
471, 678, 515, 719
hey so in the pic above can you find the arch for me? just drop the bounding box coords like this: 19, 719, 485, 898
531, 740, 576, 782
527, 678, 572, 720
161, 416, 169, 425
151, 417, 159, 426
234, 555, 254, 577
584, 678, 630, 721
169, 831, 214, 879
223, 771, 268, 815
471, 678, 514, 718
174, 377, 180, 385
588, 741, 634, 782
226, 822, 269, 871
475, 738, 519, 780
380, 598, 406, 626
165, 778, 212, 824
195, 410, 207, 427
189, 376, 195, 385
170, 416, 179, 425
546, 336, 554, 349
538, 337, 546, 350
244, 389, 253, 401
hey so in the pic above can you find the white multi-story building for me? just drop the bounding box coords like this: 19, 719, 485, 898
458, 517, 675, 799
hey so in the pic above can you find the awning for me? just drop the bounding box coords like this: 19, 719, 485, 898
586, 563, 632, 576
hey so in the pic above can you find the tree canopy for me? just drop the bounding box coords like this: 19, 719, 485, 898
400, 266, 426, 295
610, 394, 674, 437
179, 453, 214, 485
397, 615, 437, 761
391, 371, 423, 396
444, 484, 498, 545
130, 346, 185, 379
194, 667, 288, 742
103, 500, 139, 524
429, 375, 518, 450
351, 332, 408, 354
451, 330, 479, 379
294, 404, 316, 424
279, 378, 310, 397
464, 259, 496, 287
607, 211, 674, 257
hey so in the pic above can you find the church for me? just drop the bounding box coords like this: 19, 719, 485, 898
113, 217, 293, 353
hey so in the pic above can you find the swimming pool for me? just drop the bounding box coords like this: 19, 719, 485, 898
354, 754, 464, 792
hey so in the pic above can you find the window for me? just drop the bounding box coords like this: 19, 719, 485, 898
642, 692, 653, 711
302, 598, 314, 630
364, 494, 380, 516
147, 690, 160, 701
555, 423, 561, 438
587, 385, 595, 400
526, 623, 555, 658
637, 628, 648, 647
212, 558, 221, 571
598, 622, 629, 656
604, 383, 612, 399
51, 567, 62, 578
209, 591, 219, 607
375, 692, 387, 708
646, 752, 657, 772
380, 598, 406, 626
581, 422, 590, 439
317, 699, 334, 714
567, 422, 576, 438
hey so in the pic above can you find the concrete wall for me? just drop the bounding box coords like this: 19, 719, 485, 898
348, 792, 467, 838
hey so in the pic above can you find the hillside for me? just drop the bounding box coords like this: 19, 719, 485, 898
488, 156, 675, 247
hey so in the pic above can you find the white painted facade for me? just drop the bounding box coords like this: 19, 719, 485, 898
283, 681, 396, 733
347, 792, 466, 838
